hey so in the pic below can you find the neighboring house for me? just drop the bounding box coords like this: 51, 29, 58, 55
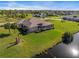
33, 14, 40, 17
17, 17, 54, 33
33, 13, 47, 18
63, 16, 79, 22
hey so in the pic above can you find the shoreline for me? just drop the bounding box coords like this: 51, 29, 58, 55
33, 31, 79, 58
33, 41, 62, 58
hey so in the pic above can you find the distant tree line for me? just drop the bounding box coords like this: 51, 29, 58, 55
0, 10, 79, 18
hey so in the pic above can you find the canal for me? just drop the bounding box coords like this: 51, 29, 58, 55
34, 32, 79, 58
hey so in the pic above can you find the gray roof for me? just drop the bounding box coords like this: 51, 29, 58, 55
63, 16, 79, 21
17, 19, 31, 27
17, 17, 52, 28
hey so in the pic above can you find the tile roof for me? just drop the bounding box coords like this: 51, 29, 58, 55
18, 17, 52, 28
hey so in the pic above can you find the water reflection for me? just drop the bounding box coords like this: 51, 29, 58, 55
49, 32, 79, 58
34, 32, 79, 58
71, 48, 78, 56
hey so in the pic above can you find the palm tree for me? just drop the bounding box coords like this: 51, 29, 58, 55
4, 15, 11, 34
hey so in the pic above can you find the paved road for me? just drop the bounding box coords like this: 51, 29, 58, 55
0, 22, 15, 26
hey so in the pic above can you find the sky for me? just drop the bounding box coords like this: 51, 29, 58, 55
0, 1, 79, 10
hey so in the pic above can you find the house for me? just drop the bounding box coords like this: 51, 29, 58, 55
63, 16, 79, 22
17, 17, 54, 33
33, 13, 47, 18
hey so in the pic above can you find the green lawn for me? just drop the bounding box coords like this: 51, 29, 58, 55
0, 18, 79, 57
49, 20, 79, 33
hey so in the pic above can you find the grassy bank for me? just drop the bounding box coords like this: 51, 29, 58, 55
0, 19, 79, 57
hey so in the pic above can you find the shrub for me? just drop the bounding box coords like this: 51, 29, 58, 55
10, 23, 17, 29
4, 23, 17, 29
17, 25, 29, 35
62, 32, 73, 44
4, 23, 11, 29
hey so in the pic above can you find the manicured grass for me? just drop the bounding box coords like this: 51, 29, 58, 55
0, 18, 79, 57
49, 20, 79, 33
0, 27, 62, 57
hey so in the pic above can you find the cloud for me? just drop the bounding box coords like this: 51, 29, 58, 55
0, 1, 52, 10
0, 1, 79, 10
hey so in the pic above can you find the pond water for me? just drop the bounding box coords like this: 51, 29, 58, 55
34, 32, 79, 58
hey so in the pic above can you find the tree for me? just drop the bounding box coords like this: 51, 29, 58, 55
62, 32, 73, 44
4, 15, 12, 34
10, 23, 17, 32
4, 23, 11, 34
